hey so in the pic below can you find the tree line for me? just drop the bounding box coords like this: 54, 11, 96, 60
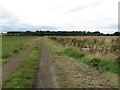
6, 30, 120, 36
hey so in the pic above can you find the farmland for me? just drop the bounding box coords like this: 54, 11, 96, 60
1, 36, 119, 88
3, 42, 42, 88
48, 36, 119, 73
46, 36, 119, 88
2, 36, 38, 63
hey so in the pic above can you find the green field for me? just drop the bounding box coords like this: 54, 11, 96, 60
2, 36, 38, 63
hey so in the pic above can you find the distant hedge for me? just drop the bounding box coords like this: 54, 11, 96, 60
6, 30, 120, 36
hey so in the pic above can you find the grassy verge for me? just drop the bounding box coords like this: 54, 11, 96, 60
46, 38, 118, 74
46, 37, 118, 88
85, 58, 118, 74
49, 37, 118, 74
57, 47, 118, 74
57, 48, 85, 59
3, 42, 41, 88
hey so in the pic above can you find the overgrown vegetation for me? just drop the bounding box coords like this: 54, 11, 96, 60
46, 37, 118, 88
56, 46, 118, 74
49, 36, 120, 50
3, 42, 41, 88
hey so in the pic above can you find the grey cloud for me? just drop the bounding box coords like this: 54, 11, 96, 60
30, 25, 59, 30
69, 5, 86, 13
90, 0, 104, 7
68, 0, 103, 13
1, 9, 60, 32
2, 24, 59, 32
0, 9, 21, 31
0, 9, 20, 22
101, 24, 118, 29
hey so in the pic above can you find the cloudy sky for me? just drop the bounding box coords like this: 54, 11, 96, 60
0, 0, 119, 33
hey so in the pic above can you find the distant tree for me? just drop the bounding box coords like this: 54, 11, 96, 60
106, 33, 110, 36
87, 31, 92, 35
92, 31, 101, 36
6, 30, 120, 36
113, 32, 120, 36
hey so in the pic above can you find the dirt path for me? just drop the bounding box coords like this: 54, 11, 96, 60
2, 39, 39, 82
54, 56, 118, 88
33, 40, 59, 88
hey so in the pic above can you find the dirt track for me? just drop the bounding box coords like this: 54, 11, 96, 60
33, 40, 59, 88
54, 56, 118, 88
2, 40, 37, 82
2, 38, 59, 88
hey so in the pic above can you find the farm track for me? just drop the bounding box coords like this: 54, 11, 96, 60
2, 38, 40, 82
54, 57, 118, 88
33, 39, 59, 88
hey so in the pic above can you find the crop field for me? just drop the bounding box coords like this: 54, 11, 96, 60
49, 36, 119, 49
47, 36, 119, 88
49, 36, 120, 63
1, 36, 119, 88
49, 36, 119, 73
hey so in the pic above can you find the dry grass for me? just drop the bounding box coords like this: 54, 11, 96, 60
49, 36, 119, 63
86, 52, 117, 63
46, 37, 118, 88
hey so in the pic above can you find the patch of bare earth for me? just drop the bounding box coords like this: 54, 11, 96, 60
53, 56, 118, 88
33, 41, 59, 88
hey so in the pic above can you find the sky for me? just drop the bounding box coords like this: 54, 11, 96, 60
0, 0, 119, 34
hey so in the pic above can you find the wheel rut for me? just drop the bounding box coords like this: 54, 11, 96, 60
33, 40, 59, 88
2, 40, 38, 82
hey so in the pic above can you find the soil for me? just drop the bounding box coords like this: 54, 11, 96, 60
53, 56, 118, 88
33, 40, 59, 88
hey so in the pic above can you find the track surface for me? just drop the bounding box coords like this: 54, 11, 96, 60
33, 40, 59, 88
2, 38, 59, 88
2, 41, 37, 82
54, 57, 118, 88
